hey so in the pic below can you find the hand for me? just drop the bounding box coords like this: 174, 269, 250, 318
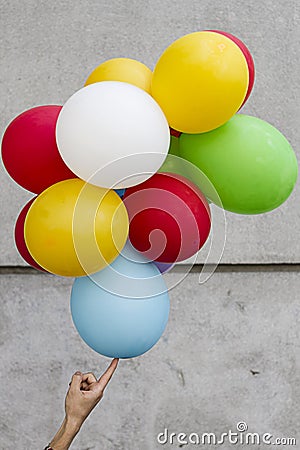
49, 359, 119, 450
65, 358, 119, 428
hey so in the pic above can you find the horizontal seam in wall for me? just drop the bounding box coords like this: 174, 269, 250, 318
0, 264, 300, 274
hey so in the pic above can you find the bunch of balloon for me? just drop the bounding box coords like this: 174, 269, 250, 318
2, 30, 297, 360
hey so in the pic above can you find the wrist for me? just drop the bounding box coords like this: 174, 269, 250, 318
49, 416, 81, 450
64, 415, 82, 434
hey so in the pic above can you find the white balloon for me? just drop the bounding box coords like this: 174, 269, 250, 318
56, 81, 170, 188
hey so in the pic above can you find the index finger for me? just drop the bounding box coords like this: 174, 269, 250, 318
97, 358, 119, 390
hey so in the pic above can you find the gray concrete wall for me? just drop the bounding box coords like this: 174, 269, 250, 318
0, 1, 299, 449
1, 272, 300, 449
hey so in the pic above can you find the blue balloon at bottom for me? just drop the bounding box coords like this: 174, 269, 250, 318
71, 243, 170, 359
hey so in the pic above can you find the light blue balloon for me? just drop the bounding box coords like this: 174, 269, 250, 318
71, 243, 170, 359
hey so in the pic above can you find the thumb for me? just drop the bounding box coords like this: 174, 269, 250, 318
69, 371, 83, 391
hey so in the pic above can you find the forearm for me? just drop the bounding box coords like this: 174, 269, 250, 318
49, 416, 81, 450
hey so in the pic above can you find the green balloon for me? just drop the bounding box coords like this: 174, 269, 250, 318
179, 114, 298, 214
159, 136, 182, 175
168, 135, 180, 156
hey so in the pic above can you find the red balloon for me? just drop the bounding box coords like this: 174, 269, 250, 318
170, 127, 182, 138
14, 198, 46, 271
1, 105, 76, 193
207, 30, 255, 108
123, 173, 211, 263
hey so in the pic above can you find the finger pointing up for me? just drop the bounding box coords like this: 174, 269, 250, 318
97, 358, 119, 391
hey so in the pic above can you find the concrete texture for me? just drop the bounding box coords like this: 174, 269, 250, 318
0, 2, 300, 450
0, 0, 299, 264
0, 271, 299, 449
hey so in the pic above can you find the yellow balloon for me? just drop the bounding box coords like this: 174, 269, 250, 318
85, 58, 152, 93
24, 179, 128, 277
151, 31, 249, 133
